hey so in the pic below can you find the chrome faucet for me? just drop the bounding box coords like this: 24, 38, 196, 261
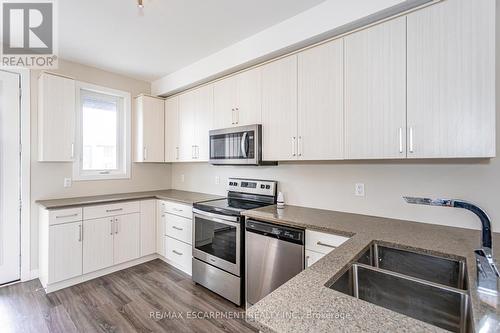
403, 196, 499, 296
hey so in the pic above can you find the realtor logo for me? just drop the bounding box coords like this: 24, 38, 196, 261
1, 0, 58, 68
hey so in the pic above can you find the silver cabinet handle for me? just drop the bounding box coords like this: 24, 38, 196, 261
172, 207, 183, 212
71, 143, 75, 159
191, 145, 196, 159
298, 136, 303, 157
143, 147, 147, 161
172, 250, 183, 256
399, 128, 403, 154
78, 224, 82, 242
231, 108, 235, 125
106, 208, 123, 213
291, 137, 296, 157
196, 146, 200, 159
56, 213, 78, 219
175, 147, 179, 160
115, 218, 119, 234
110, 219, 114, 235
172, 226, 183, 231
235, 107, 239, 124
317, 241, 336, 249
409, 127, 414, 153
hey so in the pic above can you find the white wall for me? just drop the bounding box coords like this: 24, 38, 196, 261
152, 0, 415, 95
30, 60, 172, 271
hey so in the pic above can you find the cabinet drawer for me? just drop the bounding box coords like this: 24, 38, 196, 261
49, 207, 83, 225
165, 214, 192, 245
165, 236, 192, 272
159, 200, 192, 219
305, 230, 349, 254
83, 201, 140, 220
305, 249, 325, 268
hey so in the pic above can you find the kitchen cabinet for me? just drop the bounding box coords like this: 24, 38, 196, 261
261, 55, 298, 161
165, 236, 192, 275
82, 217, 114, 274
297, 39, 344, 160
178, 85, 214, 161
407, 0, 495, 158
305, 230, 349, 267
213, 68, 261, 129
134, 94, 165, 162
38, 72, 76, 162
164, 96, 179, 162
48, 221, 82, 283
157, 209, 166, 257
140, 200, 156, 256
113, 213, 141, 264
344, 17, 407, 159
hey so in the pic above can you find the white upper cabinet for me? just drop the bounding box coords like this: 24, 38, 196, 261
407, 0, 495, 158
261, 55, 298, 161
178, 85, 214, 162
213, 67, 262, 129
164, 96, 180, 162
134, 95, 165, 162
344, 17, 407, 160
298, 39, 344, 160
38, 73, 76, 162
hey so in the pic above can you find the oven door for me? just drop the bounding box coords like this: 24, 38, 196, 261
192, 210, 241, 276
209, 125, 260, 165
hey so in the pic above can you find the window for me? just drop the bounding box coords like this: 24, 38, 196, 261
73, 82, 131, 180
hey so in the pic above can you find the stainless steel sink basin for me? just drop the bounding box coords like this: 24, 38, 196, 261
358, 243, 468, 290
329, 244, 471, 333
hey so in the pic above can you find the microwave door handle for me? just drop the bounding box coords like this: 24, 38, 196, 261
241, 132, 248, 158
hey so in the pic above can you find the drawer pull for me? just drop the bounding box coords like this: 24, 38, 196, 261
56, 213, 78, 219
317, 241, 336, 249
172, 226, 183, 231
172, 250, 183, 256
172, 208, 183, 212
106, 208, 123, 212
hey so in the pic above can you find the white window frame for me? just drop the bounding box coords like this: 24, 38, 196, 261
73, 81, 131, 181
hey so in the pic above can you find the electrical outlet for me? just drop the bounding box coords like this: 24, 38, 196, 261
215, 176, 220, 185
181, 174, 185, 183
355, 183, 365, 197
64, 178, 72, 188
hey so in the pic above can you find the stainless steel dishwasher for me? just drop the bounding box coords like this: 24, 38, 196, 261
245, 219, 304, 306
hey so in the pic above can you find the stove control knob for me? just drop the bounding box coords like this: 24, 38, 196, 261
265, 185, 271, 189
229, 182, 234, 186
260, 184, 265, 189
233, 182, 238, 186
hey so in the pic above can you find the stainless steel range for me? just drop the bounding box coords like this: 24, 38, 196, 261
192, 178, 277, 306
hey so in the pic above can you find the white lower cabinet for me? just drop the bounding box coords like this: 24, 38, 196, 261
165, 213, 192, 244
49, 221, 82, 283
83, 217, 114, 274
140, 200, 157, 256
165, 236, 192, 275
305, 230, 349, 267
113, 213, 141, 265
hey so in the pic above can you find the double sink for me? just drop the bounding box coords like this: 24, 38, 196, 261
329, 242, 471, 333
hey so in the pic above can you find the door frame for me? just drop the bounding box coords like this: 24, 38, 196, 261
2, 68, 31, 281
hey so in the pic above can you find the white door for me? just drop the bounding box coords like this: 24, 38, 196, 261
298, 39, 344, 160
194, 85, 214, 161
0, 70, 20, 285
344, 17, 407, 159
164, 97, 179, 162
213, 76, 237, 129
113, 213, 140, 265
140, 200, 156, 256
261, 55, 298, 161
236, 68, 262, 126
83, 217, 114, 274
49, 222, 82, 283
178, 91, 196, 161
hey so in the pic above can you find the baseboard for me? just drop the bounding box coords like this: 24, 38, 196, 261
30, 269, 39, 280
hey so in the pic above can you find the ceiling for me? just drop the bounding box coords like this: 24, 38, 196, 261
59, 0, 326, 82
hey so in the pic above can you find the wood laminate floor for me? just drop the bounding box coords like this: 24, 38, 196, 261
0, 259, 257, 333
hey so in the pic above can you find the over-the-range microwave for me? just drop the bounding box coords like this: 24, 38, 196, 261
209, 124, 276, 166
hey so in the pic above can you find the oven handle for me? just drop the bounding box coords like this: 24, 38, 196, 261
193, 209, 240, 224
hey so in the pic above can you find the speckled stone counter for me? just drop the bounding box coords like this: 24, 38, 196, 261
242, 205, 500, 333
36, 189, 222, 209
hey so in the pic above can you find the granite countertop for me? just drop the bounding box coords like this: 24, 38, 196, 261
242, 205, 500, 333
36, 189, 223, 209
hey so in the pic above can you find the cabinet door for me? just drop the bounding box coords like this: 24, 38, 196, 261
140, 200, 156, 256
194, 84, 214, 161
157, 210, 166, 257
298, 39, 344, 160
236, 68, 262, 126
178, 90, 197, 161
213, 76, 237, 129
38, 73, 76, 162
113, 213, 140, 265
344, 17, 407, 159
83, 217, 114, 274
49, 221, 82, 283
134, 95, 165, 162
261, 55, 298, 161
164, 97, 179, 162
407, 0, 495, 158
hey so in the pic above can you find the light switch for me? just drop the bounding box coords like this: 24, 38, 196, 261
355, 183, 365, 197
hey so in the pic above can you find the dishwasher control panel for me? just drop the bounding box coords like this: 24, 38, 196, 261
246, 220, 304, 244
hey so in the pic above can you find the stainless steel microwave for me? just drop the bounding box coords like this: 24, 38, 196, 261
209, 124, 275, 165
